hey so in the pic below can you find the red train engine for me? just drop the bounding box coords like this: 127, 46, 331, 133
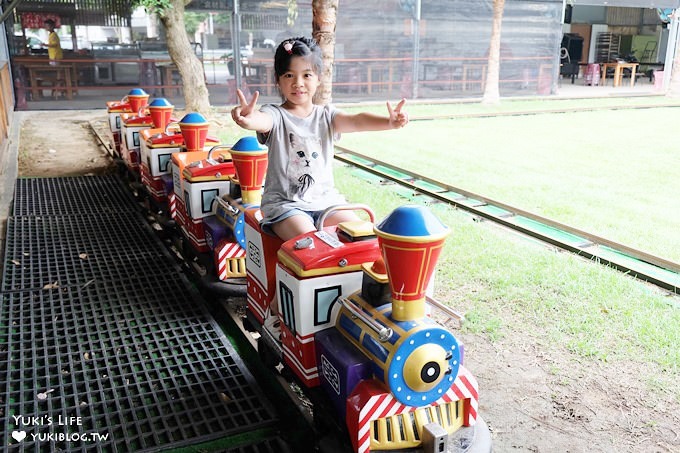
243, 179, 488, 451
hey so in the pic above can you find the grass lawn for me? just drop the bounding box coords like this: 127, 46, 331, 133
342, 95, 680, 117
337, 100, 680, 264
333, 97, 680, 399
334, 164, 679, 399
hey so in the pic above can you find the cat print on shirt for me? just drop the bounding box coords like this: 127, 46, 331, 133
287, 132, 322, 201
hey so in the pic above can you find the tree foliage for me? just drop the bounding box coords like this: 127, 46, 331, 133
135, 0, 172, 15
132, 0, 171, 45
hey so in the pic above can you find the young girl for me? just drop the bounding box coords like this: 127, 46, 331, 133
231, 36, 409, 241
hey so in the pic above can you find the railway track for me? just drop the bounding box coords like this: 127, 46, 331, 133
334, 146, 680, 294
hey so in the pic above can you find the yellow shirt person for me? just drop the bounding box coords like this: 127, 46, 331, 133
44, 19, 63, 62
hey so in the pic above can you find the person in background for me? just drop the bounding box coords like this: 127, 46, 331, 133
43, 19, 66, 98
44, 19, 63, 64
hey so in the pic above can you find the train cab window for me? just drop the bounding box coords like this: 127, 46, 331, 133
314, 286, 341, 326
201, 189, 219, 214
159, 155, 171, 172
279, 283, 295, 333
184, 190, 192, 217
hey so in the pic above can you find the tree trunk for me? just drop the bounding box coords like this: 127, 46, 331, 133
667, 24, 680, 97
482, 0, 505, 105
312, 0, 338, 105
160, 0, 211, 114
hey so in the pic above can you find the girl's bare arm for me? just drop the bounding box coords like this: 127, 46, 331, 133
333, 99, 409, 133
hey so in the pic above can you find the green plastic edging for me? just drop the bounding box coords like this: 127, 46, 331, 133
351, 168, 384, 184
597, 246, 680, 286
373, 165, 412, 180
413, 180, 447, 192
340, 153, 374, 166
474, 204, 513, 217
511, 216, 591, 247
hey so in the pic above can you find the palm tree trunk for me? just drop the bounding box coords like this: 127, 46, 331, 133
312, 0, 338, 105
482, 0, 505, 105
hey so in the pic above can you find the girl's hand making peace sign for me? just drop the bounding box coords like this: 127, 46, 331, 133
387, 99, 409, 129
230, 89, 273, 133
231, 89, 260, 129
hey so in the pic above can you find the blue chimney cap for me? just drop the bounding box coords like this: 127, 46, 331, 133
376, 205, 449, 237
180, 112, 208, 124
232, 136, 266, 152
149, 98, 173, 107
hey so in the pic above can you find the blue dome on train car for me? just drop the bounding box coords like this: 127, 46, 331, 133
149, 98, 172, 107
180, 112, 208, 124
232, 136, 266, 151
376, 205, 449, 237
128, 88, 148, 96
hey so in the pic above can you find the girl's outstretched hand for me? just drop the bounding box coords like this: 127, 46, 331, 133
231, 89, 260, 129
387, 98, 409, 129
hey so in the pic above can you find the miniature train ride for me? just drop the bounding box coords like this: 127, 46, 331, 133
107, 89, 246, 294
104, 89, 491, 453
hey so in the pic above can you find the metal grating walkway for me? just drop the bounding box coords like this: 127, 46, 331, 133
2, 213, 172, 292
1, 176, 284, 452
11, 176, 139, 217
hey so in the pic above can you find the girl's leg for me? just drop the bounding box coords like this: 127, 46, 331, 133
268, 210, 360, 315
271, 213, 316, 241
322, 210, 361, 227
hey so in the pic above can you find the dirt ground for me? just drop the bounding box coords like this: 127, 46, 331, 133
15, 110, 680, 453
17, 110, 115, 177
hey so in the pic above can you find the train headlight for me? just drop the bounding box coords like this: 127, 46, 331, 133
403, 344, 448, 392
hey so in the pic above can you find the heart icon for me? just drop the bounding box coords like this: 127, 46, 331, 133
12, 430, 27, 442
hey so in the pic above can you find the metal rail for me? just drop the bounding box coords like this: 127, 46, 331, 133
88, 120, 115, 158
335, 146, 680, 294
339, 297, 393, 342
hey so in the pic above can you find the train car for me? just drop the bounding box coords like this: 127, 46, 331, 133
139, 98, 178, 206
103, 95, 252, 296
120, 109, 154, 175
138, 101, 219, 214
167, 130, 268, 294
205, 139, 269, 282
171, 113, 234, 253
105, 88, 149, 157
